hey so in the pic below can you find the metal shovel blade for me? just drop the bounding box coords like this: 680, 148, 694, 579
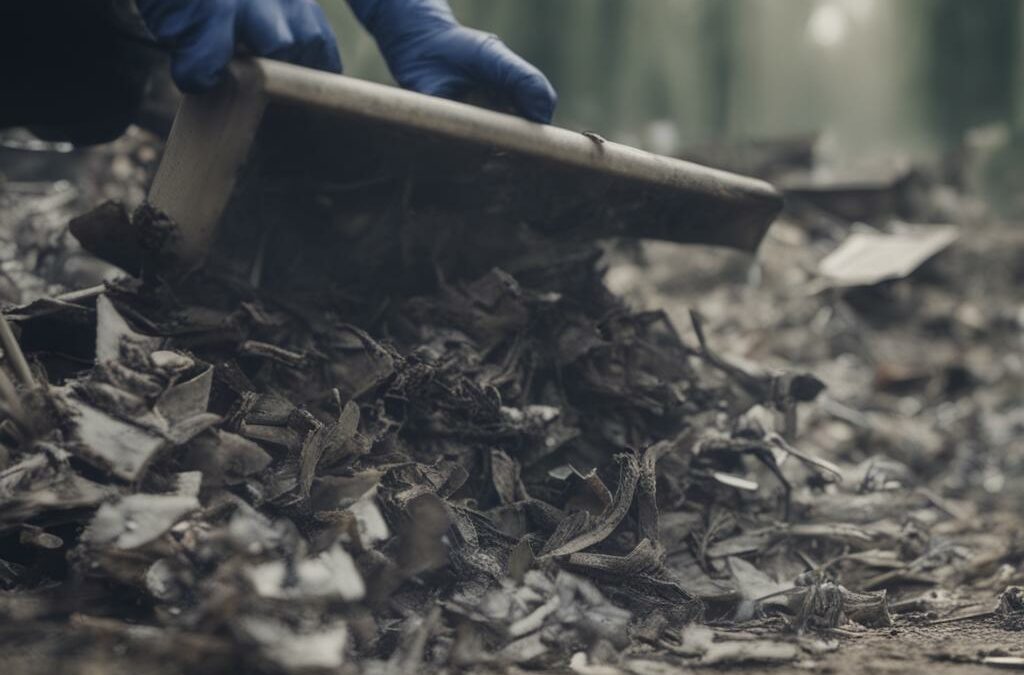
148, 59, 782, 285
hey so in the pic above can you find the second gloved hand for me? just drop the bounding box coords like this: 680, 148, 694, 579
348, 0, 557, 123
136, 0, 342, 93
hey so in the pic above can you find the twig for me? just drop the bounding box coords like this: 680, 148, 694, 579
768, 433, 844, 483
927, 610, 994, 626
0, 314, 33, 388
3, 284, 106, 323
916, 487, 970, 522
796, 549, 819, 571
754, 586, 800, 603
55, 284, 105, 303
819, 395, 872, 428
861, 567, 937, 590
0, 366, 27, 425
825, 627, 863, 638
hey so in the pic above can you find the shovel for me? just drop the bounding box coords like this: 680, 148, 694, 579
143, 58, 782, 287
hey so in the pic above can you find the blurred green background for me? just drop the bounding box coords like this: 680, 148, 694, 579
322, 0, 1024, 163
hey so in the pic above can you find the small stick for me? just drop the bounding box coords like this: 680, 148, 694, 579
916, 486, 970, 522
927, 610, 994, 626
3, 284, 106, 323
860, 567, 909, 590
754, 586, 799, 603
795, 549, 819, 571
0, 315, 33, 388
55, 284, 105, 303
0, 366, 27, 424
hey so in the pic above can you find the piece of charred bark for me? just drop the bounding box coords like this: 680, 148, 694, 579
998, 586, 1024, 631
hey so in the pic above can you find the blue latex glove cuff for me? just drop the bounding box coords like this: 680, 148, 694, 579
348, 0, 557, 123
136, 0, 342, 94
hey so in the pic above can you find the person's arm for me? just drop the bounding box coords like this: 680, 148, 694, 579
136, 0, 342, 93
0, 0, 157, 145
347, 0, 557, 123
1, 1, 343, 145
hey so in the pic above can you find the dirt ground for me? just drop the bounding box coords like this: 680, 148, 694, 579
813, 619, 1023, 674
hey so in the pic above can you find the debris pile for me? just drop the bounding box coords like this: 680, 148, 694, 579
0, 128, 156, 303
0, 131, 1022, 673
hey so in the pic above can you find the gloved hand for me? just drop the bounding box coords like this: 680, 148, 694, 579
348, 0, 557, 123
136, 0, 342, 93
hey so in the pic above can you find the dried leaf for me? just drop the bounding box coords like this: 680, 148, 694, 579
86, 494, 199, 550
818, 224, 960, 288
246, 545, 365, 601
62, 396, 168, 481
541, 453, 640, 558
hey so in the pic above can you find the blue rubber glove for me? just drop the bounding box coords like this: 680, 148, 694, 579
136, 0, 342, 93
348, 0, 557, 123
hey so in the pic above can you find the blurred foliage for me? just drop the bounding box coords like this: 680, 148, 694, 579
323, 0, 1024, 161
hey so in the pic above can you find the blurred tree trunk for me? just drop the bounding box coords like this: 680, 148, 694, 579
702, 0, 735, 140
322, 0, 1024, 156
924, 0, 1019, 139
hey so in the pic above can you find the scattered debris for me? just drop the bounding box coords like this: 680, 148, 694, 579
817, 224, 960, 288
85, 494, 198, 550
0, 127, 1022, 674
998, 586, 1024, 630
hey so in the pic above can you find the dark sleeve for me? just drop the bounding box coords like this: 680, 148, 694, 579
0, 0, 160, 145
